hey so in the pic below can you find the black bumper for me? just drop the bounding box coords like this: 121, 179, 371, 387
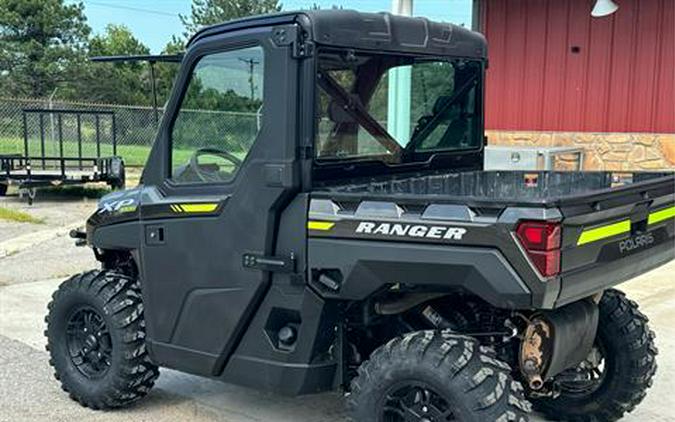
557, 240, 674, 307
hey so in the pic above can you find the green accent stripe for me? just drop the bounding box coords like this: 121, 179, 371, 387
180, 203, 218, 213
118, 205, 138, 213
168, 203, 219, 213
577, 220, 631, 246
648, 206, 675, 225
307, 221, 335, 231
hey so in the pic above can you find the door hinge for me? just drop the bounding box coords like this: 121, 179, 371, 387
272, 25, 314, 58
243, 252, 296, 273
293, 39, 314, 59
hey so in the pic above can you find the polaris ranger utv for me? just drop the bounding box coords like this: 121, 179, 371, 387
45, 10, 674, 422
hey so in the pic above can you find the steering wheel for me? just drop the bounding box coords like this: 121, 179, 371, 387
188, 147, 243, 183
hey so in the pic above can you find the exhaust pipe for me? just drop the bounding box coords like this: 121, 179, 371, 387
519, 299, 599, 390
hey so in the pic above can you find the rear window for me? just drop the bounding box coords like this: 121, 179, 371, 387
315, 49, 482, 165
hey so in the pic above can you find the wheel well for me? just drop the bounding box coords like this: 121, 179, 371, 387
340, 287, 520, 384
95, 249, 138, 278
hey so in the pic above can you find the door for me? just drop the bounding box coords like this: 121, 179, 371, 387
139, 28, 299, 376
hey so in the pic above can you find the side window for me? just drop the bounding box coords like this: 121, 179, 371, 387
170, 46, 264, 184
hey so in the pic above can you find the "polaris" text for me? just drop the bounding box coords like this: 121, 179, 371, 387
355, 222, 467, 240
619, 233, 655, 253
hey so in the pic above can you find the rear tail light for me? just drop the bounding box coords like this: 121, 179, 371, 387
516, 221, 561, 278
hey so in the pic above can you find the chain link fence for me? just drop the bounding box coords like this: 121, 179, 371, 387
0, 97, 259, 168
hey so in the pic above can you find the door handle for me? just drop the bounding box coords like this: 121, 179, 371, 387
145, 225, 165, 245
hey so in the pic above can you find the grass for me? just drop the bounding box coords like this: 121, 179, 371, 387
0, 207, 43, 224
0, 137, 249, 171
0, 137, 203, 168
45, 185, 111, 199
0, 136, 153, 167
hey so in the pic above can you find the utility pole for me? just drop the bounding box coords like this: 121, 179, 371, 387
239, 57, 260, 102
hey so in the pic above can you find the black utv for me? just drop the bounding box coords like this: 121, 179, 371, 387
45, 10, 674, 422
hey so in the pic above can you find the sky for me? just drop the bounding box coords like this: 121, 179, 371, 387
66, 0, 473, 53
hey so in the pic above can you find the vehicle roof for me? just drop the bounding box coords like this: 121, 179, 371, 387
188, 9, 487, 59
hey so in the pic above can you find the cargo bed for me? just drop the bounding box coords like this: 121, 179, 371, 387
311, 169, 674, 308
316, 170, 674, 208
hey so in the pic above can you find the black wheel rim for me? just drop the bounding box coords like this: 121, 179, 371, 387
381, 381, 457, 422
65, 306, 112, 378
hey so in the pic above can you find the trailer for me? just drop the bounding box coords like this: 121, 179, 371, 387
0, 108, 125, 204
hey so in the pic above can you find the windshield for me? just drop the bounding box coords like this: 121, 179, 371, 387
315, 50, 482, 164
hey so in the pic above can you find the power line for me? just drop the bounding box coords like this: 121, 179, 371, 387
80, 1, 180, 18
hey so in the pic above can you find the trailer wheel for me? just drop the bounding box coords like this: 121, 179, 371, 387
348, 330, 531, 422
109, 166, 126, 190
0, 183, 7, 196
45, 270, 159, 409
110, 178, 125, 190
532, 289, 658, 422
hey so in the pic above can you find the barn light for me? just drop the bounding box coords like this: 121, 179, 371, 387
591, 0, 619, 17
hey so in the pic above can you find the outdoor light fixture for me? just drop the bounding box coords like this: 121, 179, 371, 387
591, 0, 619, 17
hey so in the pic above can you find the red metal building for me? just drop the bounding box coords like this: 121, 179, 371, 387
474, 0, 675, 170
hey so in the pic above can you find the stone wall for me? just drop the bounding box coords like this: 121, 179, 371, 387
485, 130, 675, 171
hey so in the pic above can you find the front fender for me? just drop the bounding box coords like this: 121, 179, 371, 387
90, 221, 142, 251
86, 188, 142, 250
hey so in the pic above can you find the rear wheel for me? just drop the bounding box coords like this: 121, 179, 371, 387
45, 270, 159, 409
0, 183, 7, 196
348, 330, 531, 422
532, 289, 658, 421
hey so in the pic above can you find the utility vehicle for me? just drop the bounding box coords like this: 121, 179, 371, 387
45, 10, 674, 422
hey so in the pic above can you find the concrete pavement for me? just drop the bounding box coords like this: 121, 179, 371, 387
0, 196, 97, 285
0, 333, 346, 422
0, 275, 347, 422
1, 264, 674, 421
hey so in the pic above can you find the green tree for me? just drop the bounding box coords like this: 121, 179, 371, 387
89, 24, 149, 59
154, 37, 185, 105
0, 0, 90, 97
158, 0, 282, 104
80, 24, 151, 104
179, 0, 281, 36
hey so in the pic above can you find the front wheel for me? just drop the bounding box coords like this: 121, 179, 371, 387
532, 289, 658, 421
348, 330, 531, 422
45, 270, 159, 409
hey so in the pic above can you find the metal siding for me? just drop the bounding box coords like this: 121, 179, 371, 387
521, 0, 547, 129
482, 0, 675, 133
541, 0, 571, 130
653, 0, 675, 132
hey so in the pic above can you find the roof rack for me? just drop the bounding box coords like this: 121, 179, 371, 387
90, 54, 184, 124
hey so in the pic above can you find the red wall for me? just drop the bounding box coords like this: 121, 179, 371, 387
481, 0, 675, 133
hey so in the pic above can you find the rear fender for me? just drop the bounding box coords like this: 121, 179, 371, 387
308, 238, 532, 309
